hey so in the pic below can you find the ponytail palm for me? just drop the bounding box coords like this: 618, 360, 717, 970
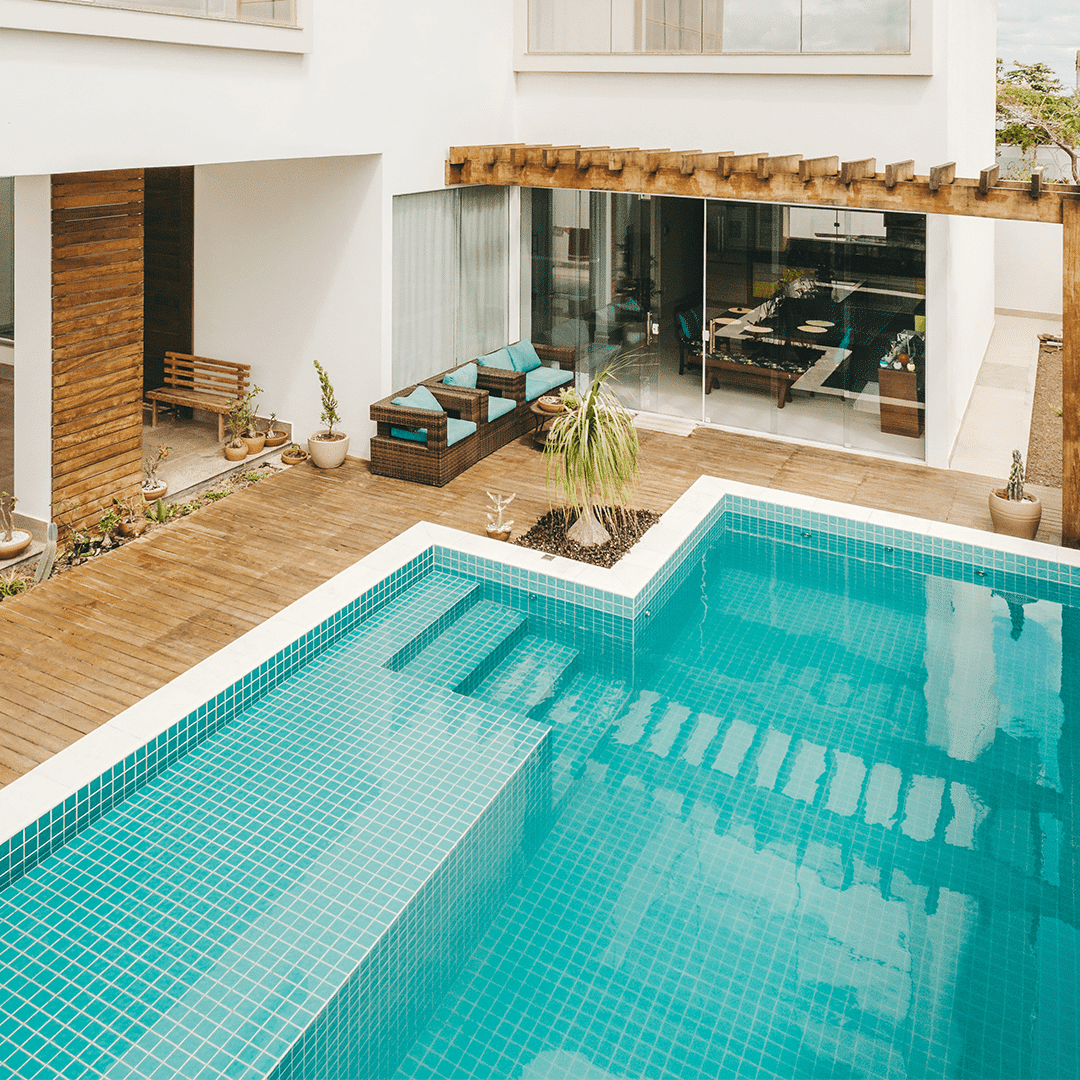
544, 367, 639, 547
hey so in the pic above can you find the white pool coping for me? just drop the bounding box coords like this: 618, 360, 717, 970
2, 475, 1078, 851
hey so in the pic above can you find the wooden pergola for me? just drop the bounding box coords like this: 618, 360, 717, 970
447, 144, 1080, 548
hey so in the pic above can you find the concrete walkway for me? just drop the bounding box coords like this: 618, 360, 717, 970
950, 312, 1062, 476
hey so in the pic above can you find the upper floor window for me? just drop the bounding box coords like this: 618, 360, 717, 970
71, 0, 295, 26
528, 0, 910, 55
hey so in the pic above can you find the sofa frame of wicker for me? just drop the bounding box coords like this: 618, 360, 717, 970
368, 342, 576, 487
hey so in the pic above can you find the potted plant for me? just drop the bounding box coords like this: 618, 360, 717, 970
142, 445, 171, 501
544, 367, 639, 547
224, 398, 249, 461
486, 491, 515, 542
989, 449, 1042, 540
262, 412, 289, 448
113, 496, 147, 538
308, 360, 350, 468
281, 443, 309, 466
240, 385, 266, 455
0, 492, 31, 561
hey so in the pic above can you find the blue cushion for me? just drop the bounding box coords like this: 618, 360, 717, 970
443, 363, 477, 388
392, 384, 444, 413
390, 417, 476, 446
487, 396, 517, 421
507, 340, 543, 373
477, 347, 514, 370
390, 427, 427, 442
447, 418, 477, 446
524, 366, 573, 401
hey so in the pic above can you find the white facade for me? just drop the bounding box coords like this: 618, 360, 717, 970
0, 0, 1006, 521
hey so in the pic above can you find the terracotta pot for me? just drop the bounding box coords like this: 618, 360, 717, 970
0, 530, 32, 561
280, 448, 308, 465
240, 433, 266, 455
142, 481, 168, 502
486, 525, 512, 542
308, 431, 350, 469
263, 430, 290, 448
119, 519, 147, 538
989, 489, 1042, 540
224, 443, 248, 462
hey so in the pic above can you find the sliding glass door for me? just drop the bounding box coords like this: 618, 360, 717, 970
522, 189, 926, 460
522, 188, 705, 419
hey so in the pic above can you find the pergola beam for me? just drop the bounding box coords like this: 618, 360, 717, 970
446, 144, 1078, 223
446, 143, 1080, 546
1065, 201, 1080, 547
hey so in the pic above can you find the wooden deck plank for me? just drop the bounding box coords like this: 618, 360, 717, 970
0, 429, 1072, 789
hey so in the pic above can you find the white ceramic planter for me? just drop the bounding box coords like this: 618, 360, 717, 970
988, 490, 1042, 540
0, 530, 32, 561
308, 431, 350, 469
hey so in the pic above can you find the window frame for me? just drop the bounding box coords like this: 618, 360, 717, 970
0, 0, 310, 54
514, 0, 931, 76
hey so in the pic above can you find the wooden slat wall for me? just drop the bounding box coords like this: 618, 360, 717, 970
52, 170, 145, 532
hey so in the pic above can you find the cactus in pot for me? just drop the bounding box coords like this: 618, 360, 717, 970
989, 449, 1042, 540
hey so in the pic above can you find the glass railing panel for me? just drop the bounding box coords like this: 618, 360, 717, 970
527, 0, 911, 55
59, 0, 297, 26
529, 0, 612, 52
801, 0, 910, 53
721, 0, 801, 53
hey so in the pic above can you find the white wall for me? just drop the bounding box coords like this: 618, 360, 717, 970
941, 216, 996, 467
193, 155, 382, 458
12, 176, 52, 522
0, 0, 517, 201
995, 220, 1063, 318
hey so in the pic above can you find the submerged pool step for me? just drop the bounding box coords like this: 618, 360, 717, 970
473, 635, 580, 715
399, 601, 529, 691
347, 571, 482, 666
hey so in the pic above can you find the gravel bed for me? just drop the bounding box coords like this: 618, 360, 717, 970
513, 507, 660, 568
1026, 340, 1063, 488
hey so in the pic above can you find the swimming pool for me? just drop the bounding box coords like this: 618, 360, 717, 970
1, 479, 1078, 1079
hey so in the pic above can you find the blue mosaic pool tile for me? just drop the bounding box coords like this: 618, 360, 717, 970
0, 630, 551, 1080
0, 552, 436, 895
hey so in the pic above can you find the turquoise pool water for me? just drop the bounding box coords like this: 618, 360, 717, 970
1, 505, 1078, 1079
395, 529, 1080, 1079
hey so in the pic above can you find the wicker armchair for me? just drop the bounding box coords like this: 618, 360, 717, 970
369, 383, 482, 487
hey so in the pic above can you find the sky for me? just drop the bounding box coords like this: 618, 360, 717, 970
999, 0, 1080, 88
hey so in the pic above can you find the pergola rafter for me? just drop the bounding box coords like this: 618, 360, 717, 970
447, 144, 1080, 548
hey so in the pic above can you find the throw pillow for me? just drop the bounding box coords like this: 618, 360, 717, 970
443, 362, 478, 388
477, 347, 514, 370
507, 340, 543, 373
392, 384, 444, 412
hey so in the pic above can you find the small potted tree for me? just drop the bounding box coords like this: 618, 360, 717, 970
308, 360, 350, 469
262, 412, 290, 448
544, 367, 639, 547
486, 491, 515, 542
142, 445, 171, 501
0, 492, 31, 561
989, 449, 1042, 540
240, 385, 266, 455
113, 496, 147, 537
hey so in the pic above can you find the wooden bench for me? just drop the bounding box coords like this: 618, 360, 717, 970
146, 353, 251, 442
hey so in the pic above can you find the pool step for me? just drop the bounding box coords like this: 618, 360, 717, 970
348, 572, 482, 666
473, 635, 580, 715
534, 670, 634, 807
400, 601, 528, 692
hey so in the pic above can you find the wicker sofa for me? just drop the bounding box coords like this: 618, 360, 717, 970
368, 342, 576, 486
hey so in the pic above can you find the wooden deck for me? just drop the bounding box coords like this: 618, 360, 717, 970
0, 427, 1063, 789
